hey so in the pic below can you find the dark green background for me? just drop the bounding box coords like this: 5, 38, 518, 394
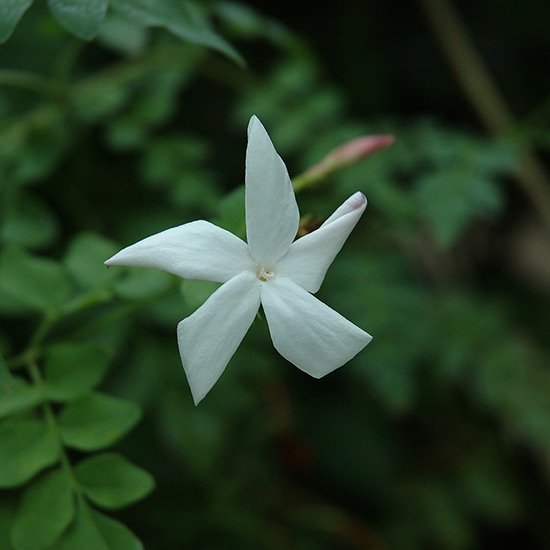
0, 1, 549, 548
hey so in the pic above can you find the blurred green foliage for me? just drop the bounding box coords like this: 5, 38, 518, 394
0, 1, 549, 549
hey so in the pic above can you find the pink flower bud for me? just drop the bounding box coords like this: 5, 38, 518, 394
304, 134, 395, 179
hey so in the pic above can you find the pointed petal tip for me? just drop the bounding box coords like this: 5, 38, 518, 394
104, 253, 123, 267
177, 272, 261, 405
261, 278, 374, 378
191, 391, 205, 406
184, 374, 208, 406
310, 329, 373, 379
247, 114, 262, 134
323, 192, 367, 225
346, 191, 368, 211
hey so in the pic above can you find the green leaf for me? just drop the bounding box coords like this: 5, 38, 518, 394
11, 468, 75, 550
114, 269, 171, 300
44, 342, 112, 401
72, 75, 130, 122
180, 279, 219, 312
215, 185, 245, 235
92, 509, 143, 550
0, 0, 33, 42
75, 452, 154, 509
214, 1, 290, 45
56, 501, 109, 550
0, 248, 72, 313
55, 501, 142, 550
0, 192, 58, 250
97, 13, 148, 55
48, 0, 108, 40
415, 168, 502, 248
58, 393, 141, 451
64, 233, 120, 290
106, 70, 186, 150
0, 376, 44, 418
141, 135, 210, 187
0, 417, 59, 488
110, 0, 244, 66
140, 134, 220, 207
0, 106, 68, 186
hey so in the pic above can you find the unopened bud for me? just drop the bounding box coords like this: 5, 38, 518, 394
293, 134, 395, 191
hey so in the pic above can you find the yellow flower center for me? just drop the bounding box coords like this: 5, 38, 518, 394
257, 266, 275, 282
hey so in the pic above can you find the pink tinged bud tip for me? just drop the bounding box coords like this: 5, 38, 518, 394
330, 135, 395, 163
305, 134, 395, 178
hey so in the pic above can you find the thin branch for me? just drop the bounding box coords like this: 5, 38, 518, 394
0, 69, 66, 98
418, 0, 550, 228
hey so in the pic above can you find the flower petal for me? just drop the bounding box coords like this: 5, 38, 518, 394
261, 277, 372, 378
105, 220, 254, 283
245, 116, 300, 265
177, 271, 260, 404
277, 192, 367, 293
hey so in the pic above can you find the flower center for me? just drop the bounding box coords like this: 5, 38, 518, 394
256, 266, 275, 282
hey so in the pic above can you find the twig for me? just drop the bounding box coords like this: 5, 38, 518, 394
418, 0, 550, 228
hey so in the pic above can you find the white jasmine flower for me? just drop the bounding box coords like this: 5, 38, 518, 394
105, 116, 372, 404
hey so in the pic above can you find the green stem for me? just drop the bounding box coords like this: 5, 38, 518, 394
7, 289, 114, 371
8, 282, 180, 371
0, 69, 66, 99
292, 171, 324, 193
418, 0, 550, 228
0, 351, 13, 387
27, 359, 82, 495
4, 312, 59, 371
29, 313, 57, 349
72, 281, 179, 340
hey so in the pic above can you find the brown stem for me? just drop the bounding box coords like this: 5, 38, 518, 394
418, 0, 550, 228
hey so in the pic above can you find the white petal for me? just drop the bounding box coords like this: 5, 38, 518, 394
105, 220, 254, 283
178, 271, 260, 404
245, 116, 300, 265
321, 191, 367, 228
277, 192, 367, 293
261, 277, 372, 378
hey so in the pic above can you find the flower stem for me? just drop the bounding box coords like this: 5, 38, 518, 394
292, 171, 324, 193
418, 0, 550, 228
293, 135, 395, 193
26, 359, 82, 495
